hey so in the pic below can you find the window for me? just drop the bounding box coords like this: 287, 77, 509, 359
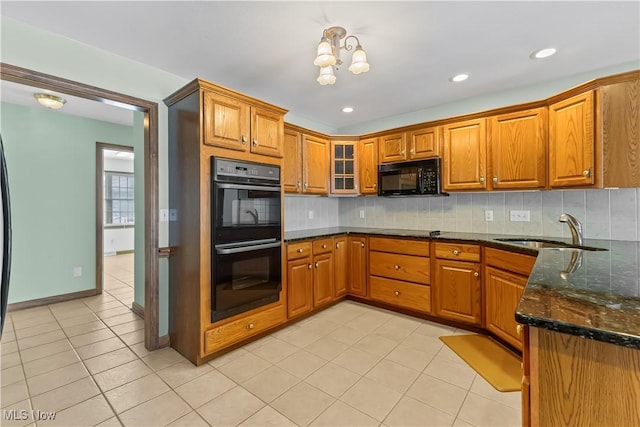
105, 172, 134, 225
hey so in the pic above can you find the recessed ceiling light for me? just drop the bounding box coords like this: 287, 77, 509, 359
530, 48, 557, 59
341, 106, 354, 113
449, 73, 469, 83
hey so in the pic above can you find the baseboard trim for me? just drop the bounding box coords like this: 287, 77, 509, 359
131, 301, 145, 319
115, 249, 135, 255
158, 334, 170, 348
7, 288, 101, 312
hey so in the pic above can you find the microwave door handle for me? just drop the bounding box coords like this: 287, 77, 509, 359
216, 241, 281, 255
216, 183, 281, 192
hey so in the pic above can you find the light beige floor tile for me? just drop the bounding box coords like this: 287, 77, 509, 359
42, 395, 115, 426
326, 325, 367, 345
104, 373, 170, 414
385, 344, 438, 372
197, 385, 265, 426
83, 300, 123, 312
373, 320, 418, 343
303, 336, 349, 361
275, 349, 326, 379
346, 312, 390, 333
1, 380, 29, 408
13, 322, 60, 340
384, 395, 455, 427
238, 405, 296, 427
141, 346, 187, 371
23, 349, 81, 378
31, 376, 100, 412
250, 338, 299, 364
157, 360, 214, 388
242, 365, 300, 403
0, 340, 18, 355
414, 320, 457, 338
271, 382, 335, 426
10, 305, 49, 320
457, 392, 521, 427
63, 320, 107, 338
453, 417, 477, 426
167, 411, 210, 427
1, 329, 16, 343
94, 416, 124, 427
340, 377, 402, 422
469, 374, 521, 409
2, 365, 25, 387
76, 337, 125, 360
424, 355, 477, 390
102, 312, 140, 327
352, 333, 398, 357
110, 319, 144, 336
118, 390, 191, 427
1, 350, 22, 369
93, 359, 153, 392
174, 369, 236, 408
0, 398, 34, 426
12, 314, 55, 331
19, 339, 72, 363
17, 329, 66, 350
57, 313, 100, 328
305, 362, 361, 398
276, 325, 323, 348
95, 306, 132, 319
332, 346, 381, 375
68, 328, 116, 348
365, 359, 420, 393
310, 400, 379, 427
406, 373, 468, 415
217, 351, 272, 383
26, 362, 89, 396
242, 335, 277, 351
117, 329, 144, 346
207, 347, 249, 369
401, 332, 445, 353
128, 342, 152, 358
297, 317, 342, 337
84, 347, 137, 375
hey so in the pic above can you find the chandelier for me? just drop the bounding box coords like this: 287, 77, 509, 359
313, 26, 370, 85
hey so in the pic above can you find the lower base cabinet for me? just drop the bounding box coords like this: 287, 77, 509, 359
370, 276, 431, 312
347, 236, 368, 297
334, 236, 348, 298
433, 258, 482, 325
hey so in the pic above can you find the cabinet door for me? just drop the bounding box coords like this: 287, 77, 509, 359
348, 236, 368, 297
287, 258, 313, 318
334, 237, 348, 298
549, 91, 595, 187
442, 118, 487, 191
313, 253, 334, 307
251, 107, 283, 158
484, 266, 526, 350
409, 126, 440, 160
303, 134, 330, 194
379, 133, 406, 163
359, 137, 379, 195
434, 259, 482, 325
203, 91, 250, 150
283, 128, 302, 193
489, 108, 547, 189
331, 139, 358, 194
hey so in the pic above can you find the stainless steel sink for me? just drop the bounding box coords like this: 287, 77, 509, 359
494, 238, 607, 251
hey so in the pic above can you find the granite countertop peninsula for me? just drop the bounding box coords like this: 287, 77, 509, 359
284, 227, 640, 349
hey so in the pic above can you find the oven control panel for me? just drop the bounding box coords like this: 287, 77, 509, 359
213, 157, 280, 183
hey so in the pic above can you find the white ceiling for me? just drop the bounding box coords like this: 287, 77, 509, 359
2, 1, 639, 131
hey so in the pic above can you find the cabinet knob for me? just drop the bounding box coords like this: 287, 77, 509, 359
304, 182, 308, 189
583, 168, 591, 177
246, 323, 254, 330
394, 264, 400, 270
297, 248, 303, 253
336, 242, 340, 249
394, 290, 401, 296
322, 244, 327, 249
296, 181, 301, 188
252, 139, 258, 146
373, 183, 377, 188
361, 243, 365, 248
452, 249, 460, 255
308, 264, 312, 269
241, 135, 247, 144
493, 176, 498, 184
479, 175, 485, 183
516, 324, 523, 336
315, 262, 319, 268
410, 149, 415, 154
401, 150, 405, 155
473, 271, 479, 278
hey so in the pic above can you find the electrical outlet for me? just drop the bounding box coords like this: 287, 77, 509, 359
308, 210, 314, 220
169, 209, 177, 221
359, 209, 365, 219
73, 267, 82, 277
160, 209, 169, 222
485, 210, 494, 222
510, 210, 531, 222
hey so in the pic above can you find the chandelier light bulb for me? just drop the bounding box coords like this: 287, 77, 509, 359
348, 45, 370, 74
317, 66, 336, 85
314, 37, 336, 67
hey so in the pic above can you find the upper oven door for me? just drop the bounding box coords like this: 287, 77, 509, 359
378, 164, 420, 196
213, 182, 281, 244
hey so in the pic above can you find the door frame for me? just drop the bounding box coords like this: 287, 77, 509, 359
0, 63, 161, 351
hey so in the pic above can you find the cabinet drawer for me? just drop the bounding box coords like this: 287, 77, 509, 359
287, 241, 312, 260
434, 242, 481, 262
369, 237, 430, 256
312, 238, 333, 254
485, 247, 536, 276
204, 304, 285, 354
370, 276, 431, 313
369, 251, 430, 284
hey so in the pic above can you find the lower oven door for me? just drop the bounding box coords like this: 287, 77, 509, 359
212, 239, 282, 322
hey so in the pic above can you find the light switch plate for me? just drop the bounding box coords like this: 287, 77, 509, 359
485, 210, 494, 221
510, 210, 531, 222
160, 209, 169, 222
359, 209, 365, 219
169, 209, 177, 221
308, 210, 314, 220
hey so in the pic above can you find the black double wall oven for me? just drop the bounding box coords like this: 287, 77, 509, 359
211, 157, 282, 322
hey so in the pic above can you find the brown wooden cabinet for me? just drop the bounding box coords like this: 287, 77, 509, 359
378, 127, 440, 164
333, 236, 348, 298
286, 241, 313, 319
358, 137, 379, 195
433, 242, 482, 325
312, 238, 334, 308
203, 90, 284, 158
347, 236, 368, 297
283, 125, 330, 195
442, 118, 487, 191
331, 138, 358, 195
379, 133, 407, 163
488, 108, 547, 189
549, 91, 595, 188
283, 127, 303, 193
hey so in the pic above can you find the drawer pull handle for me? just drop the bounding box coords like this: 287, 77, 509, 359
246, 323, 255, 330
452, 249, 460, 255
516, 324, 523, 336
394, 264, 400, 270
322, 244, 327, 249
394, 290, 401, 296
297, 248, 303, 253
473, 271, 479, 278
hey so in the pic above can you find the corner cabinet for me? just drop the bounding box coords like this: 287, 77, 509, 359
442, 118, 487, 191
331, 138, 358, 195
164, 79, 287, 365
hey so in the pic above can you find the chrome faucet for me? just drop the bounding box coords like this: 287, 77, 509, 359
245, 209, 259, 224
558, 213, 583, 246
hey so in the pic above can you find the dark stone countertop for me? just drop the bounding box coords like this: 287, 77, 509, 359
284, 227, 640, 349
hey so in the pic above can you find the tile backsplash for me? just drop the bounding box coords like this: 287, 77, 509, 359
285, 188, 640, 242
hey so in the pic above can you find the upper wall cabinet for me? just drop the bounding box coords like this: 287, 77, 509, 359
487, 108, 547, 190
283, 125, 330, 195
283, 127, 303, 193
442, 118, 487, 191
203, 90, 285, 158
359, 137, 379, 195
548, 91, 595, 188
378, 126, 440, 163
331, 137, 358, 195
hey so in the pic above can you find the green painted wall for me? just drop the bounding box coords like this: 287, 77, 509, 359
0, 102, 135, 303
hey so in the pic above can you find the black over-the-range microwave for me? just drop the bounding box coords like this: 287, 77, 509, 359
378, 158, 448, 197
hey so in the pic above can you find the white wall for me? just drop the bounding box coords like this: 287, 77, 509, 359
103, 155, 135, 255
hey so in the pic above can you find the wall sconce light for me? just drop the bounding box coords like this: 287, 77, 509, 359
314, 26, 370, 85
34, 93, 67, 109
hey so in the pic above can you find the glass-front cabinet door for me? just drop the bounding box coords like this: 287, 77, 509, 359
331, 138, 359, 195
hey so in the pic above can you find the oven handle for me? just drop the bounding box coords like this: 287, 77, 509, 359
215, 241, 281, 255
216, 183, 281, 192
